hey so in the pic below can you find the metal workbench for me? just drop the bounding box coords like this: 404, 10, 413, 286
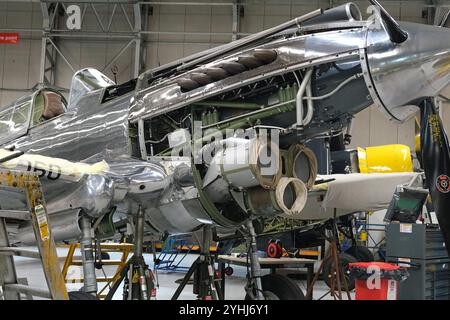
217, 255, 316, 300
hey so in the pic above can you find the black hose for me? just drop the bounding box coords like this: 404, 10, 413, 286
0, 150, 24, 164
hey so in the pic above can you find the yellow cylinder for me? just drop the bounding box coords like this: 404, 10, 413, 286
357, 144, 413, 173
359, 231, 368, 242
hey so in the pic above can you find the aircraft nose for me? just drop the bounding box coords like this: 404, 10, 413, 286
363, 22, 450, 122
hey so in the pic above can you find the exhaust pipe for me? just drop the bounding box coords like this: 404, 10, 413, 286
203, 138, 282, 203
304, 3, 362, 26
288, 144, 318, 189
246, 177, 308, 219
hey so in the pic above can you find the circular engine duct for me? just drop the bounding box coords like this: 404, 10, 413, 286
245, 177, 307, 218
287, 144, 318, 189
203, 138, 282, 203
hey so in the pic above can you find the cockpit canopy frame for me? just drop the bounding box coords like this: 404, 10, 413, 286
0, 88, 67, 146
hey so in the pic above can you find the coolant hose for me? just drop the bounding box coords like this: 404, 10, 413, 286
303, 75, 315, 126
296, 68, 314, 129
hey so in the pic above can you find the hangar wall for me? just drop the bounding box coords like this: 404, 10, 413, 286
0, 0, 449, 151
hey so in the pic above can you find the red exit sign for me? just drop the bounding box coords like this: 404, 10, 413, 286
0, 33, 20, 44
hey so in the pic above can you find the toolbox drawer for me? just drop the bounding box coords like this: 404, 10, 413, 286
386, 224, 447, 260
387, 257, 450, 300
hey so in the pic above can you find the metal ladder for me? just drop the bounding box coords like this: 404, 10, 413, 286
62, 242, 134, 299
0, 171, 69, 300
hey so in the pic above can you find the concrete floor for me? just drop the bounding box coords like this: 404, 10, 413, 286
12, 247, 354, 300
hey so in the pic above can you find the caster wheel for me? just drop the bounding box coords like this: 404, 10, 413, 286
267, 239, 283, 258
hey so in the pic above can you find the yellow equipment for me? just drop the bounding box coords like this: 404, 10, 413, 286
415, 116, 421, 154
415, 134, 421, 154
0, 171, 68, 300
62, 242, 134, 299
357, 144, 413, 173
359, 230, 368, 242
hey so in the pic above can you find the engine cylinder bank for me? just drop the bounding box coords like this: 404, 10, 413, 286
176, 49, 278, 92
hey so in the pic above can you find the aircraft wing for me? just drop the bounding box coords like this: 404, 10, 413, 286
297, 172, 423, 220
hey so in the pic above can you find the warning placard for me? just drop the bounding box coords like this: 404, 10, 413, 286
0, 33, 19, 44
35, 204, 50, 242
400, 223, 413, 233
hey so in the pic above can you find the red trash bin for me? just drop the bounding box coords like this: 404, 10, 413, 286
349, 262, 409, 300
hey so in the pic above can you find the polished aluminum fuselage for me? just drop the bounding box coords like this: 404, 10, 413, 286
1, 15, 449, 242
365, 22, 450, 122
12, 89, 131, 162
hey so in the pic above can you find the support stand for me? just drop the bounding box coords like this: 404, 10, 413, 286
171, 225, 223, 300
305, 218, 352, 300
103, 206, 155, 300
128, 206, 152, 300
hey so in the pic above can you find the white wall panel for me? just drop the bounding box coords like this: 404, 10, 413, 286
240, 14, 264, 34
185, 13, 212, 43
183, 43, 212, 57
145, 44, 159, 69
397, 117, 416, 149
211, 14, 233, 43
55, 40, 81, 89
442, 102, 450, 135
158, 13, 186, 42
349, 107, 371, 149
263, 15, 289, 29
80, 42, 107, 71
3, 40, 31, 89
156, 43, 184, 65
28, 39, 42, 86
0, 2, 7, 29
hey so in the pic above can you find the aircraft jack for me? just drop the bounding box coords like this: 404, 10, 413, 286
104, 206, 156, 300
306, 217, 352, 300
171, 225, 223, 300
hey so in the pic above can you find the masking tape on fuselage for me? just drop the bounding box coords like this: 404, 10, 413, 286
0, 149, 109, 181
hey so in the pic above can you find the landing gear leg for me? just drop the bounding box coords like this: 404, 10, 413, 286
245, 219, 264, 300
80, 215, 97, 295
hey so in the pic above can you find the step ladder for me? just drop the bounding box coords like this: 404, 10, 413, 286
0, 171, 69, 300
156, 235, 193, 273
62, 242, 134, 299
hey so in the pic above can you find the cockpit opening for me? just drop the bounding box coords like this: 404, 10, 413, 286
32, 90, 66, 126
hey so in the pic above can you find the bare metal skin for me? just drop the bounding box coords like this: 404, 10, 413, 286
0, 2, 448, 245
